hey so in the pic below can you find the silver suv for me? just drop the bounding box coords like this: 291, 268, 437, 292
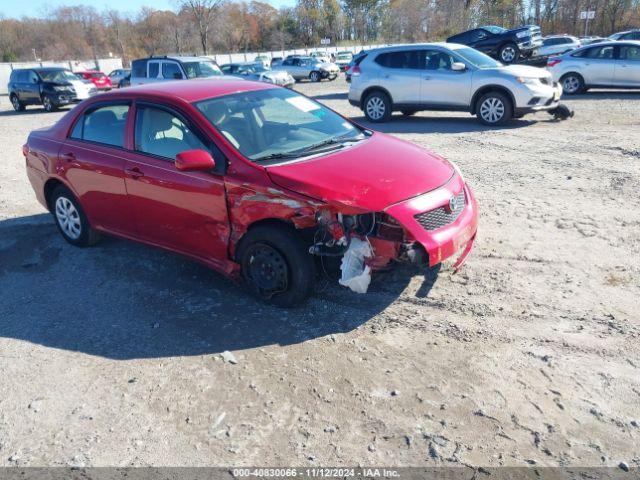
272, 56, 340, 82
130, 55, 223, 85
348, 43, 563, 125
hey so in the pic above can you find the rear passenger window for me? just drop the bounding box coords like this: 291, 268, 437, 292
149, 62, 160, 78
162, 62, 183, 79
70, 104, 130, 147
375, 50, 422, 69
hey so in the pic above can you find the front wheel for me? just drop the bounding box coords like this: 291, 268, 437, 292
51, 186, 101, 247
237, 225, 316, 307
363, 91, 392, 123
42, 94, 57, 112
477, 92, 512, 126
560, 73, 585, 94
309, 71, 321, 82
499, 43, 519, 64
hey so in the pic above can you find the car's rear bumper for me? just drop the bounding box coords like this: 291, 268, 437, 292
385, 174, 478, 268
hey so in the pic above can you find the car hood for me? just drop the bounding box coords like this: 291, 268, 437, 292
496, 64, 551, 78
265, 133, 455, 212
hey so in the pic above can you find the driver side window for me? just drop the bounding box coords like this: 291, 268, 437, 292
134, 105, 208, 161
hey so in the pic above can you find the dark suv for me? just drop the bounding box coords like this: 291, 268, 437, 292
447, 25, 543, 64
609, 30, 640, 41
8, 68, 97, 112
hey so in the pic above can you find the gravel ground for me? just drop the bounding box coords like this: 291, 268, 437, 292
0, 78, 639, 468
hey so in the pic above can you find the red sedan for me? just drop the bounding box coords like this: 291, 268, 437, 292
24, 79, 478, 306
75, 70, 112, 90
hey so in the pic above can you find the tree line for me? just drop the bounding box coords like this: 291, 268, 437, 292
0, 0, 638, 63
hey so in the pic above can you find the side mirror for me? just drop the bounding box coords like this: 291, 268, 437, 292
173, 72, 183, 79
451, 62, 467, 71
175, 149, 216, 172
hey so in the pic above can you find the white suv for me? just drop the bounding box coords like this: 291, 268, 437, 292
348, 43, 563, 125
130, 56, 223, 85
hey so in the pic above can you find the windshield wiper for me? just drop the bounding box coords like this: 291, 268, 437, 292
252, 152, 301, 162
296, 133, 365, 154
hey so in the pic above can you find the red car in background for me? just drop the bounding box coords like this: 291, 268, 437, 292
75, 70, 112, 90
23, 80, 478, 306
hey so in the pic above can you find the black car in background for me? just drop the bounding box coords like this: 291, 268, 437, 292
608, 29, 640, 41
8, 67, 97, 112
447, 25, 543, 63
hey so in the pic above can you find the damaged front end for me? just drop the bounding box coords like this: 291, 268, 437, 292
307, 177, 478, 293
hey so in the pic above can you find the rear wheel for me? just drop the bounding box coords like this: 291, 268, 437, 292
309, 71, 321, 82
560, 73, 585, 94
237, 225, 316, 307
42, 94, 57, 112
10, 94, 25, 112
363, 91, 392, 123
499, 43, 519, 64
51, 186, 101, 247
477, 91, 512, 126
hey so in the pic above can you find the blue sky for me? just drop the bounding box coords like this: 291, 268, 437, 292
0, 0, 295, 18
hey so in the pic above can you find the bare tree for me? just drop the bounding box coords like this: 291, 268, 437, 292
176, 0, 223, 54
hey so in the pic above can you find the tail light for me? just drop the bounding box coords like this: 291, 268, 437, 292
351, 65, 361, 76
547, 58, 562, 67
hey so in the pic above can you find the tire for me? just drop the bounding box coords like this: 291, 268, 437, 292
560, 73, 585, 95
51, 186, 101, 247
476, 91, 513, 126
237, 225, 316, 307
499, 43, 519, 64
42, 94, 57, 112
309, 71, 321, 82
363, 90, 392, 123
401, 109, 418, 116
10, 94, 25, 112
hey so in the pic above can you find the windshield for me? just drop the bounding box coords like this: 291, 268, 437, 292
484, 26, 507, 34
455, 47, 502, 68
241, 64, 268, 74
183, 61, 223, 79
196, 88, 365, 163
37, 69, 79, 83
90, 72, 105, 78
608, 32, 623, 40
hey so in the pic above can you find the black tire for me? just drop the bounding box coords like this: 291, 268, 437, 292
10, 94, 25, 112
363, 90, 392, 123
476, 91, 513, 126
309, 71, 321, 82
42, 94, 57, 112
237, 225, 316, 307
499, 43, 519, 64
560, 73, 585, 95
51, 186, 101, 247
401, 109, 418, 116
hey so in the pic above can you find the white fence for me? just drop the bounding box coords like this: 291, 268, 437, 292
0, 58, 123, 95
0, 45, 386, 95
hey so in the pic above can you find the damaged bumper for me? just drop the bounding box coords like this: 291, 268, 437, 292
384, 174, 478, 269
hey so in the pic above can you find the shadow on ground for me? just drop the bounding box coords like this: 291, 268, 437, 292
0, 214, 438, 360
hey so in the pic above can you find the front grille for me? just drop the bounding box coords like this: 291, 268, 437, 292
414, 190, 466, 232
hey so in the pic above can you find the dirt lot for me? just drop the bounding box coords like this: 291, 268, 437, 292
0, 78, 639, 469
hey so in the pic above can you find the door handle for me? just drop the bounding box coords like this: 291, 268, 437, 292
125, 166, 144, 179
60, 152, 75, 162
423, 76, 432, 80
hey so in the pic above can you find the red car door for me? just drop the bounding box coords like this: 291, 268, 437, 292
61, 101, 134, 235
123, 102, 230, 268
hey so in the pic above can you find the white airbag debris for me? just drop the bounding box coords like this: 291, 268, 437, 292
338, 237, 373, 294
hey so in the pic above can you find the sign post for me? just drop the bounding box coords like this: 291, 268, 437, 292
320, 38, 331, 46
580, 10, 596, 36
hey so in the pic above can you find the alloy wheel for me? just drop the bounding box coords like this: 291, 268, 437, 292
563, 76, 580, 94
43, 96, 53, 112
479, 97, 505, 124
501, 46, 516, 63
366, 96, 385, 121
55, 196, 82, 240
11, 96, 20, 111
310, 71, 320, 82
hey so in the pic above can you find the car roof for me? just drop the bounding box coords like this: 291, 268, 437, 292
113, 78, 275, 103
367, 42, 469, 54
31, 67, 71, 71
